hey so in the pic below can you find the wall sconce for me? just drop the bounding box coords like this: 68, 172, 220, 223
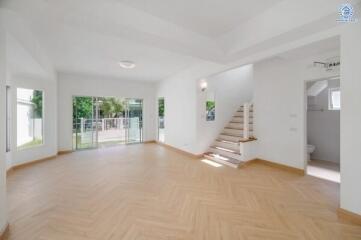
200, 80, 208, 92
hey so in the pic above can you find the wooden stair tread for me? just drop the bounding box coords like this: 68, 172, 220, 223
220, 133, 243, 137
239, 137, 258, 143
210, 146, 240, 155
237, 109, 253, 111
225, 127, 244, 130
230, 121, 254, 124
216, 139, 239, 145
225, 127, 253, 131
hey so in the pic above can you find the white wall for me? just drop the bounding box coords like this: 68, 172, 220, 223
57, 73, 157, 151
156, 62, 254, 155
0, 24, 8, 235
254, 51, 340, 169
307, 79, 340, 163
156, 61, 226, 154
8, 76, 58, 167
0, 8, 57, 169
196, 64, 254, 153
0, 8, 56, 230
340, 22, 361, 215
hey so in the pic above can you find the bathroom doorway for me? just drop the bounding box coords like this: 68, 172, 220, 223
305, 77, 340, 182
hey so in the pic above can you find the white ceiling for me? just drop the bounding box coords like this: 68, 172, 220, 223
7, 34, 48, 78
119, 0, 283, 37
277, 36, 340, 61
0, 0, 351, 82
33, 24, 198, 81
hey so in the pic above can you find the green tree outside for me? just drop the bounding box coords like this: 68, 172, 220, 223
31, 90, 43, 118
158, 98, 164, 117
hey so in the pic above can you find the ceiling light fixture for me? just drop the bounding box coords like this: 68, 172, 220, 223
119, 61, 136, 69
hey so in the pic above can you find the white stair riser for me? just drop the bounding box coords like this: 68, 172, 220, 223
231, 119, 243, 123
222, 129, 254, 137
238, 105, 253, 110
227, 123, 254, 131
227, 123, 243, 129
219, 134, 241, 142
234, 112, 254, 118
204, 155, 239, 168
208, 147, 243, 161
214, 141, 240, 152
231, 117, 253, 124
223, 128, 243, 136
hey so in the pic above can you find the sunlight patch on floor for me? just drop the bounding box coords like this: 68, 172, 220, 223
201, 159, 222, 168
307, 160, 340, 183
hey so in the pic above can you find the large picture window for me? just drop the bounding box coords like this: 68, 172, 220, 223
17, 88, 44, 150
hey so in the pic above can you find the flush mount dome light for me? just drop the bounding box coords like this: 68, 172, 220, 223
119, 61, 136, 69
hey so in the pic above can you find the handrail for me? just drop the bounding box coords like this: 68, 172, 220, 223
243, 103, 250, 140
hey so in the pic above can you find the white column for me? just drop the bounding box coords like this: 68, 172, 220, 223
340, 22, 361, 216
0, 25, 8, 233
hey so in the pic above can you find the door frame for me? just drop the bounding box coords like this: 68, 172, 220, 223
157, 97, 165, 142
303, 75, 340, 174
72, 95, 144, 150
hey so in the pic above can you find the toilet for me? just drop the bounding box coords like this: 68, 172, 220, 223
307, 144, 316, 162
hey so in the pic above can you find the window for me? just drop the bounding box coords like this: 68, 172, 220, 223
329, 88, 341, 110
17, 88, 44, 150
206, 91, 215, 121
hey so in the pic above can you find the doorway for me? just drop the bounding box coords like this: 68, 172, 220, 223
72, 96, 143, 150
305, 77, 340, 182
158, 98, 165, 142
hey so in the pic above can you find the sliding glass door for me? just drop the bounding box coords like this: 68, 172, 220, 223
73, 97, 96, 150
126, 99, 143, 143
72, 96, 143, 150
158, 98, 165, 142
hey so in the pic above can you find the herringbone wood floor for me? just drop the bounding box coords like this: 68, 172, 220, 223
5, 143, 361, 239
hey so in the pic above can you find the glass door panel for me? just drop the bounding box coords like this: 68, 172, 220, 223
158, 98, 165, 142
126, 99, 143, 143
97, 97, 127, 147
72, 96, 96, 150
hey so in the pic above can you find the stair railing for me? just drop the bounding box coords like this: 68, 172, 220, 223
243, 103, 250, 140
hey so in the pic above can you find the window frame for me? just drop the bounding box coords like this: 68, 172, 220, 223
6, 86, 11, 152
16, 87, 45, 151
328, 87, 341, 111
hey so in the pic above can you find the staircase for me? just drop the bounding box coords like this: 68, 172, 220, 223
204, 103, 256, 168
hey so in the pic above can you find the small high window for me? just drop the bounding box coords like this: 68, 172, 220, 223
329, 88, 341, 110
